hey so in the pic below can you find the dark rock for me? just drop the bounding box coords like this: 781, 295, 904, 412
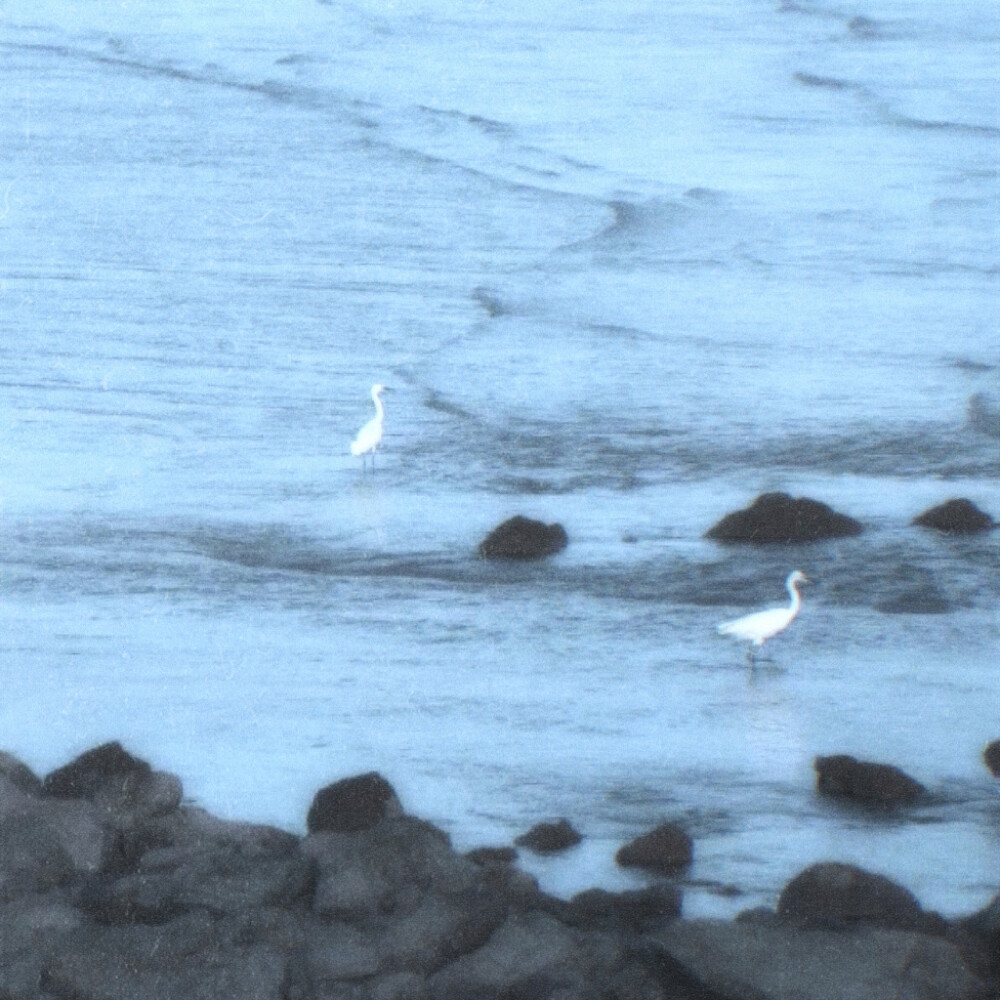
615, 824, 693, 876
304, 816, 479, 921
735, 906, 780, 925
304, 816, 508, 976
0, 788, 113, 899
705, 492, 863, 543
300, 920, 390, 984
139, 803, 299, 853
911, 498, 994, 534
466, 846, 518, 866
42, 741, 152, 800
7, 744, 996, 1000
78, 831, 312, 925
776, 862, 933, 932
39, 742, 182, 836
514, 818, 582, 854
0, 896, 83, 999
561, 886, 682, 932
40, 911, 290, 1000
307, 771, 402, 834
478, 516, 569, 559
983, 741, 1000, 777
646, 918, 988, 1000
424, 910, 618, 1000
959, 893, 1000, 970
0, 817, 76, 901
814, 754, 926, 808
0, 752, 42, 797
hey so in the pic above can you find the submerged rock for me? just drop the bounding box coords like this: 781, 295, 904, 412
911, 498, 995, 534
478, 515, 568, 559
615, 822, 693, 875
814, 754, 926, 808
705, 492, 863, 543
967, 392, 1000, 438
514, 818, 582, 854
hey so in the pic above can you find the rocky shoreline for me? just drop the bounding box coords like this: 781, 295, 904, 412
1, 743, 997, 1000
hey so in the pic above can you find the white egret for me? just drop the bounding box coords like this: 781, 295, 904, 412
717, 570, 809, 664
350, 383, 387, 470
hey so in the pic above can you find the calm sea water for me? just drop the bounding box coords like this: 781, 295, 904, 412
2, 0, 999, 918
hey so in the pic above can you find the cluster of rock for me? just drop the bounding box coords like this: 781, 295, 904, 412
478, 494, 994, 560
705, 492, 995, 543
2, 742, 999, 1000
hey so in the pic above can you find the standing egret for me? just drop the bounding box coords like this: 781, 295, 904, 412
717, 570, 809, 664
350, 383, 388, 470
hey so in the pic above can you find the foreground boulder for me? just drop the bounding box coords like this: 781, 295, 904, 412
615, 822, 693, 875
559, 884, 682, 931
466, 845, 517, 866
478, 515, 568, 559
2, 743, 998, 1000
42, 741, 153, 799
42, 740, 183, 830
911, 498, 995, 534
306, 771, 402, 833
706, 492, 863, 543
814, 754, 926, 808
647, 918, 987, 1000
0, 752, 42, 795
424, 909, 619, 1000
960, 893, 1000, 966
303, 815, 511, 976
777, 862, 937, 933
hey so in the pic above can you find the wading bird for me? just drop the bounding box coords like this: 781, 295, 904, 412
350, 383, 387, 470
717, 570, 808, 665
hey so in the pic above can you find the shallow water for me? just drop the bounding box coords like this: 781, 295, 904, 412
1, 0, 999, 918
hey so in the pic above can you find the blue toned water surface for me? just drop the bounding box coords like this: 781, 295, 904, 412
1, 0, 999, 917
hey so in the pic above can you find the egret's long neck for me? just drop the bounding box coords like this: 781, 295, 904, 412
372, 389, 384, 421
787, 579, 802, 616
